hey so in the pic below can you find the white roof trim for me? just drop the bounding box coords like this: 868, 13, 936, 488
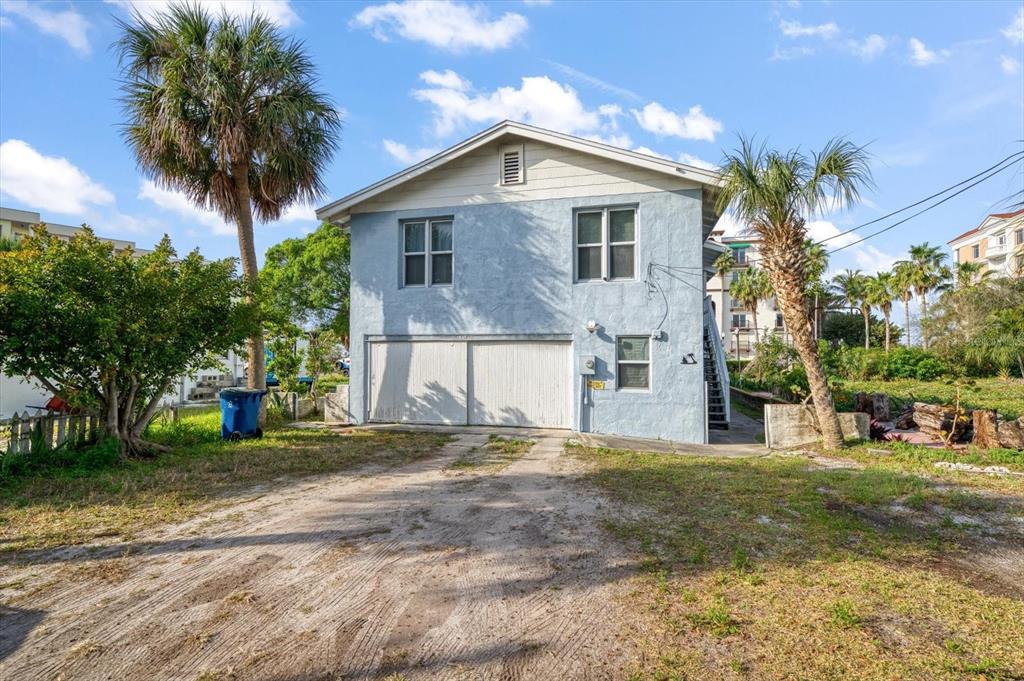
316, 120, 723, 222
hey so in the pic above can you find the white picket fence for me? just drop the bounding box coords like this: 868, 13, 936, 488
2, 411, 99, 454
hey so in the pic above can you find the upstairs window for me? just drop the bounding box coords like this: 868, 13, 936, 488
972, 244, 980, 258
403, 218, 453, 287
499, 144, 524, 185
574, 206, 637, 282
1016, 228, 1023, 245
733, 247, 748, 264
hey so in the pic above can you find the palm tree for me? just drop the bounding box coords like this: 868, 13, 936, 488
717, 137, 872, 449
865, 272, 896, 351
831, 269, 870, 348
903, 243, 951, 348
713, 250, 735, 279
892, 260, 916, 347
953, 261, 989, 289
116, 5, 341, 412
803, 240, 829, 339
731, 267, 772, 344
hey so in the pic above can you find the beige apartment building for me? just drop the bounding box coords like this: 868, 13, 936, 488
947, 208, 1024, 278
707, 229, 788, 359
0, 205, 147, 253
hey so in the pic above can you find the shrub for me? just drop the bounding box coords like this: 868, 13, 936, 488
882, 347, 949, 380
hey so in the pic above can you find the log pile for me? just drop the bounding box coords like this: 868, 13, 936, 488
908, 402, 972, 442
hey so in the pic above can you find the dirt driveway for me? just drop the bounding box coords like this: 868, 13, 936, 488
0, 433, 638, 680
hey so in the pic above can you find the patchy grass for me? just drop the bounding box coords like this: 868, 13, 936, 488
449, 435, 533, 470
0, 408, 449, 553
840, 440, 1024, 492
571, 444, 1024, 680
841, 377, 1024, 419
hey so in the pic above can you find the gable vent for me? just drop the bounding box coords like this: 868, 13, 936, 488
499, 144, 525, 185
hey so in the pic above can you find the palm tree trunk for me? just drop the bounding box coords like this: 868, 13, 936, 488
751, 306, 760, 345
862, 306, 870, 349
919, 293, 929, 349
232, 162, 267, 420
762, 238, 845, 449
883, 309, 891, 352
903, 297, 911, 348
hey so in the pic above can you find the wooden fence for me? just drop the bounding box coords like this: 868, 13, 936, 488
2, 411, 99, 454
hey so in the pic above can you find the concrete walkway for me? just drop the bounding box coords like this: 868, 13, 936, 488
342, 410, 768, 458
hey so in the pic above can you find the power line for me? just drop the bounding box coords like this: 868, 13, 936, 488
828, 155, 1023, 254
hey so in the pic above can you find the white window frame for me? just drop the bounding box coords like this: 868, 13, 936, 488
615, 335, 651, 392
971, 244, 980, 258
1015, 228, 1023, 246
573, 205, 638, 283
731, 313, 748, 329
499, 143, 525, 185
402, 217, 454, 288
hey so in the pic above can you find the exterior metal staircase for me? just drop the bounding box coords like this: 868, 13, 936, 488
703, 296, 730, 430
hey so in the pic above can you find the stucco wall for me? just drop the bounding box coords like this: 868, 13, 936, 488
348, 189, 708, 443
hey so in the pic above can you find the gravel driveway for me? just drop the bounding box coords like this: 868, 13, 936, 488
0, 432, 638, 680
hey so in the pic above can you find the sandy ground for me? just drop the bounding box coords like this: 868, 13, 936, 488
0, 433, 638, 680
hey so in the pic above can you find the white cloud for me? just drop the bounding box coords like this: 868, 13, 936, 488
677, 153, 717, 171
419, 69, 470, 90
0, 140, 114, 214
908, 37, 949, 66
1003, 7, 1024, 44
413, 71, 611, 137
138, 181, 234, 236
770, 45, 816, 61
631, 101, 723, 142
1, 0, 90, 55
106, 1, 299, 27
633, 146, 668, 159
1001, 55, 1022, 75
523, 0, 552, 5
382, 139, 443, 164
351, 1, 527, 52
277, 201, 318, 223
779, 19, 839, 39
848, 34, 887, 60
0, 16, 12, 29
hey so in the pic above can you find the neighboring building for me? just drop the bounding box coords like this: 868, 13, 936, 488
0, 206, 148, 254
948, 208, 1024, 279
316, 121, 730, 442
706, 230, 787, 359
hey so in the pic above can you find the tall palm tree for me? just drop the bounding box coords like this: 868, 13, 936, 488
116, 5, 341, 413
713, 250, 735, 279
953, 261, 989, 289
903, 243, 950, 348
831, 269, 870, 348
865, 272, 895, 351
717, 137, 872, 449
731, 267, 772, 344
892, 260, 916, 347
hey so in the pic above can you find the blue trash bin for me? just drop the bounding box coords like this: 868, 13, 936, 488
219, 388, 267, 440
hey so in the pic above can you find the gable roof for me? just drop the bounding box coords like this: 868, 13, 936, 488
315, 120, 723, 223
948, 208, 1024, 246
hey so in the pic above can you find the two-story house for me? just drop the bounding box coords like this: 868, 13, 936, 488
316, 121, 730, 443
948, 208, 1024, 279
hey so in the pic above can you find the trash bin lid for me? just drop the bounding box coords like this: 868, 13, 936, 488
219, 388, 267, 397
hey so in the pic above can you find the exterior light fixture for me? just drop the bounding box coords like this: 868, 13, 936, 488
585, 320, 601, 334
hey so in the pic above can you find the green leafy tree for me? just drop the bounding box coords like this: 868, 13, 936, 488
731, 267, 772, 344
865, 272, 896, 352
305, 329, 342, 401
952, 261, 989, 289
116, 5, 341, 419
717, 137, 873, 449
261, 222, 351, 343
0, 229, 256, 455
831, 269, 871, 349
713, 250, 735, 279
267, 336, 305, 394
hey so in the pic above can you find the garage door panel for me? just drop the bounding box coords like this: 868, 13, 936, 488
469, 342, 570, 428
369, 341, 467, 424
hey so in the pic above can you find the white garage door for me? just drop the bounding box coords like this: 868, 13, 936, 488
367, 340, 571, 428
469, 342, 571, 428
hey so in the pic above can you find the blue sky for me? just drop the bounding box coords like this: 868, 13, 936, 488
1, 0, 1022, 274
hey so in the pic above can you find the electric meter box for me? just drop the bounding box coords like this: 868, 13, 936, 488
579, 355, 597, 375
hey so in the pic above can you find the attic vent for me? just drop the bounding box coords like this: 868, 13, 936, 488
499, 144, 525, 185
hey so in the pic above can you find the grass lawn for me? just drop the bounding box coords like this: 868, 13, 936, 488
0, 408, 449, 554
841, 377, 1024, 419
571, 444, 1024, 680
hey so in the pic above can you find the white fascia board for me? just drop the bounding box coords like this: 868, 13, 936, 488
316, 121, 723, 223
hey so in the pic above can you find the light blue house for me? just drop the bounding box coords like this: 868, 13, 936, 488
316, 121, 729, 443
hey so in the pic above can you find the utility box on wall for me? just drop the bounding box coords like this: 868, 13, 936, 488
578, 355, 597, 375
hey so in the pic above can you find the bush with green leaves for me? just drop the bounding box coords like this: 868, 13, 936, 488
267, 336, 305, 394
822, 312, 901, 349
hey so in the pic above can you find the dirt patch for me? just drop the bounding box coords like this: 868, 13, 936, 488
0, 433, 637, 680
